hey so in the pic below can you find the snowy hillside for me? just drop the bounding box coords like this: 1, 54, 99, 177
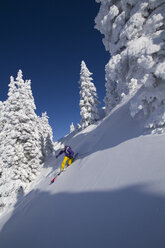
0, 98, 165, 248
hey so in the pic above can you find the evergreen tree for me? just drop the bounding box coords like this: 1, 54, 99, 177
75, 123, 81, 133
76, 123, 81, 130
70, 122, 75, 133
0, 70, 43, 210
0, 100, 5, 209
95, 0, 165, 132
0, 101, 5, 133
0, 101, 5, 159
104, 62, 120, 114
79, 61, 100, 129
39, 112, 54, 158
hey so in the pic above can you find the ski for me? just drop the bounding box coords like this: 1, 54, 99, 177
50, 171, 61, 184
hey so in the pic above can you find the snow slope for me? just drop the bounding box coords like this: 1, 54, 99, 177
0, 98, 165, 248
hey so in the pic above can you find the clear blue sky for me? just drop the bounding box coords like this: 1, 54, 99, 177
0, 0, 109, 141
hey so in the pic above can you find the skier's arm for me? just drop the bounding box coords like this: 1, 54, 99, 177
56, 150, 64, 158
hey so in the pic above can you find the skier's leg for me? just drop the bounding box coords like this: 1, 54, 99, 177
61, 156, 69, 170
68, 158, 73, 166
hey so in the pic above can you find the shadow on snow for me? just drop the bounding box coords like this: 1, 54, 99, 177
0, 184, 165, 248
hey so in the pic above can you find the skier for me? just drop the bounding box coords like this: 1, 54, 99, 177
56, 145, 74, 171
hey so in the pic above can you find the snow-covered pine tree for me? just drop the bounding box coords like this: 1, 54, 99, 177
79, 61, 100, 129
39, 112, 54, 158
0, 70, 43, 209
95, 0, 165, 132
76, 123, 81, 132
0, 100, 5, 209
70, 122, 75, 133
0, 101, 5, 159
0, 101, 5, 133
104, 66, 120, 115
